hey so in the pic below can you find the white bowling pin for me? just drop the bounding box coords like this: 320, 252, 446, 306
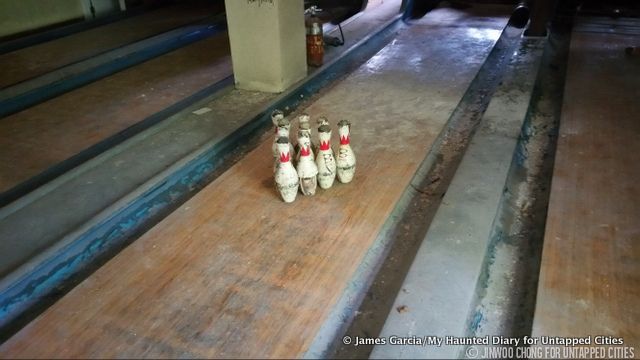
296, 132, 318, 196
275, 137, 299, 203
336, 119, 356, 183
271, 109, 284, 131
296, 123, 314, 162
272, 117, 290, 157
298, 113, 311, 130
294, 114, 311, 160
317, 116, 329, 127
313, 116, 332, 156
272, 117, 294, 172
315, 124, 336, 189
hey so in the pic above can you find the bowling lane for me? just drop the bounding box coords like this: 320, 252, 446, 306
531, 26, 640, 347
0, 33, 231, 195
0, 6, 509, 358
0, 1, 222, 89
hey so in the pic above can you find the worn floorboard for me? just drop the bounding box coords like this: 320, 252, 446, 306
0, 34, 231, 194
0, 2, 221, 89
531, 28, 640, 348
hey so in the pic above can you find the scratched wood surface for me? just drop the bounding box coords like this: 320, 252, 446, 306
0, 9, 508, 358
532, 30, 640, 348
0, 34, 231, 194
0, 1, 223, 89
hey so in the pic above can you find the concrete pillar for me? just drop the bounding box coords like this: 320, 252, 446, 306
224, 0, 307, 93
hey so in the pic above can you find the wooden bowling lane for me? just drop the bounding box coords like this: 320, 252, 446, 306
0, 8, 508, 358
0, 1, 222, 89
531, 29, 640, 347
0, 33, 231, 195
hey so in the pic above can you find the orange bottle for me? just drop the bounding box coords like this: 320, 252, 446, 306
305, 6, 324, 67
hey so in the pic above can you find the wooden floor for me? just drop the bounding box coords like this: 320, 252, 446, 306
0, 34, 231, 194
0, 8, 508, 358
0, 2, 221, 89
532, 28, 640, 347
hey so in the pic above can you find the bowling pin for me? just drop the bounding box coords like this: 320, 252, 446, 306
336, 119, 356, 183
296, 130, 318, 196
271, 109, 284, 132
296, 122, 313, 162
316, 124, 336, 189
299, 113, 311, 130
272, 117, 294, 172
313, 116, 332, 156
272, 116, 290, 157
295, 113, 311, 159
317, 116, 329, 127
275, 137, 299, 203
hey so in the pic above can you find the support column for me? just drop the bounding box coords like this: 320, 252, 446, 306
224, 0, 307, 93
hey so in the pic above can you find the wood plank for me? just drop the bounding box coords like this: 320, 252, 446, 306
0, 34, 231, 194
0, 2, 222, 89
0, 9, 508, 358
532, 30, 640, 348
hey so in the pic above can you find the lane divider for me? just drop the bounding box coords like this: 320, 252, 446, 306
0, 5, 152, 55
0, 15, 227, 119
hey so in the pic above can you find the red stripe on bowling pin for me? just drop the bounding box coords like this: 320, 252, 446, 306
319, 140, 331, 151
279, 152, 291, 163
340, 135, 350, 145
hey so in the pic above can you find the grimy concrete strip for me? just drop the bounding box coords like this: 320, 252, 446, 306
370, 36, 545, 359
